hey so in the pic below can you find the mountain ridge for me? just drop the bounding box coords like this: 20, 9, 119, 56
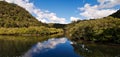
110, 9, 120, 18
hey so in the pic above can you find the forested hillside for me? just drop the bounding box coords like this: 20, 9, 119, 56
0, 1, 43, 28
66, 10, 120, 44
0, 1, 63, 36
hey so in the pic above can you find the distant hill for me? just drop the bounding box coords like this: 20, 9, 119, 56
0, 1, 43, 28
46, 23, 66, 29
110, 9, 120, 18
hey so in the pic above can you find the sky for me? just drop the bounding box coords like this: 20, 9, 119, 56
3, 0, 120, 24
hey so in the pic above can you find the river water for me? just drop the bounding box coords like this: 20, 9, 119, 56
0, 36, 120, 57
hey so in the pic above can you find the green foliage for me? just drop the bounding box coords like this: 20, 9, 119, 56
0, 1, 64, 36
67, 17, 120, 44
0, 26, 64, 36
1, 1, 120, 44
0, 1, 44, 28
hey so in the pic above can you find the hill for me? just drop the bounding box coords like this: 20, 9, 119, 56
0, 1, 43, 28
0, 1, 64, 36
66, 10, 120, 44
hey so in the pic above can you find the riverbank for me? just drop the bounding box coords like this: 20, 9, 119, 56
0, 26, 64, 36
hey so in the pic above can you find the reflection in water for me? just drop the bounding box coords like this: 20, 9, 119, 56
23, 38, 67, 57
72, 42, 120, 57
23, 38, 80, 57
0, 36, 120, 57
0, 36, 65, 57
0, 36, 49, 57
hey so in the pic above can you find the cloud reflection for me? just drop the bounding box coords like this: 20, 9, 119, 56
22, 38, 67, 57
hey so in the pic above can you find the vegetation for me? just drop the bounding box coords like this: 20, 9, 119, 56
66, 10, 120, 44
1, 1, 120, 44
0, 1, 43, 28
0, 26, 63, 36
0, 1, 64, 36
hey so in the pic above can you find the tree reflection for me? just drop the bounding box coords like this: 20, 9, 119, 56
72, 42, 120, 57
0, 35, 63, 57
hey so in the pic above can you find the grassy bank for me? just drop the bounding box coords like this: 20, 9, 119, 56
0, 26, 64, 36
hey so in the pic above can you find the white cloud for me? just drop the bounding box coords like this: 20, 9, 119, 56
4, 0, 67, 24
98, 0, 120, 9
70, 17, 80, 21
78, 0, 119, 19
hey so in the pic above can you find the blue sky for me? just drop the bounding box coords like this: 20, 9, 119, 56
4, 0, 120, 24
30, 0, 85, 18
30, 0, 98, 22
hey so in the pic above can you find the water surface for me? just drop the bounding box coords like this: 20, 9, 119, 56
22, 38, 80, 57
0, 36, 120, 57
